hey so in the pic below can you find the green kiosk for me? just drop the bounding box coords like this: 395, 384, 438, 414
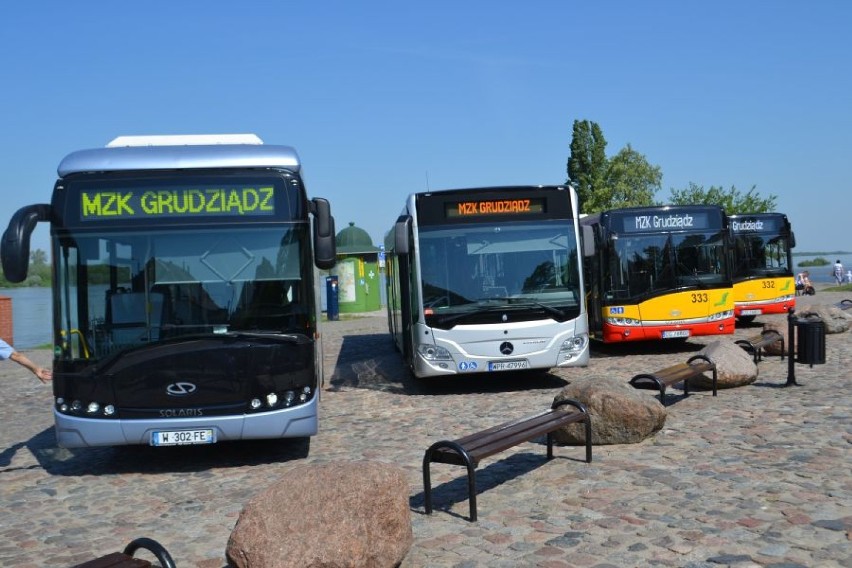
334, 222, 382, 314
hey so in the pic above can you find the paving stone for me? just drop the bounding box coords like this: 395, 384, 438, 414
1, 291, 851, 566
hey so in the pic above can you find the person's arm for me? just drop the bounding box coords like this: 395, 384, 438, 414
9, 351, 52, 383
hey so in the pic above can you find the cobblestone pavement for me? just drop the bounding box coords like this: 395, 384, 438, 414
1, 291, 850, 567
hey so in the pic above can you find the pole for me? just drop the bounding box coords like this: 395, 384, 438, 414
785, 308, 799, 387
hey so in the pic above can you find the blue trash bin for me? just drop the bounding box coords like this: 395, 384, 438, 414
326, 276, 339, 321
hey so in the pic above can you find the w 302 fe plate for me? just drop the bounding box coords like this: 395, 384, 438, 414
151, 428, 215, 446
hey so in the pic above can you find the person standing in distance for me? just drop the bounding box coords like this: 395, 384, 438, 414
833, 259, 844, 286
0, 338, 52, 383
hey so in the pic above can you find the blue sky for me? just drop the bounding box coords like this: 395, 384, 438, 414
2, 1, 850, 254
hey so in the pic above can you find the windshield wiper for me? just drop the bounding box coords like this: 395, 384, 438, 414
433, 298, 568, 327
432, 305, 507, 327
513, 300, 568, 320
481, 297, 569, 320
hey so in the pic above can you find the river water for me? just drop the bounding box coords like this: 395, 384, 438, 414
2, 252, 850, 350
793, 253, 852, 283
0, 287, 52, 349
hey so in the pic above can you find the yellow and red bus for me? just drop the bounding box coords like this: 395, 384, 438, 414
729, 213, 795, 322
581, 205, 734, 343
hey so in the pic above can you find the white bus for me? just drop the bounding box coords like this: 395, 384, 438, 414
385, 185, 589, 378
1, 134, 336, 448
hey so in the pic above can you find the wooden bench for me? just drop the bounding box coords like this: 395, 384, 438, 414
629, 354, 717, 406
422, 399, 592, 522
834, 299, 852, 311
735, 329, 785, 364
71, 538, 175, 568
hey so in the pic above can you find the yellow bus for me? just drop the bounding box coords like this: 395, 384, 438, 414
729, 213, 795, 322
582, 205, 734, 342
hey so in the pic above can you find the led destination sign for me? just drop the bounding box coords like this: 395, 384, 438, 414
731, 217, 782, 233
618, 211, 712, 233
445, 197, 545, 218
80, 186, 275, 221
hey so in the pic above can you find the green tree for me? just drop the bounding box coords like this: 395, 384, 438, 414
566, 120, 660, 213
667, 183, 777, 213
30, 249, 48, 267
604, 144, 662, 209
567, 120, 607, 211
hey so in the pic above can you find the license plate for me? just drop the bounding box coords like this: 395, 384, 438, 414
151, 429, 215, 446
662, 330, 690, 339
488, 359, 530, 371
741, 309, 762, 316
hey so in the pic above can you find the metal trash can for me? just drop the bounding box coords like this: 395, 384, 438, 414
325, 275, 339, 321
796, 317, 825, 365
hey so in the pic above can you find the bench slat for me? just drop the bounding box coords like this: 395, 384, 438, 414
433, 410, 585, 465
644, 362, 713, 385
72, 553, 150, 568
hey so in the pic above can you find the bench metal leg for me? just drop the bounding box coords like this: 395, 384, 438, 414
735, 339, 759, 363
123, 538, 176, 568
687, 354, 716, 397
550, 399, 593, 463
630, 374, 668, 405
423, 440, 479, 522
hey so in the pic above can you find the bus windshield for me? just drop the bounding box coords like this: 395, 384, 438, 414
731, 234, 792, 277
56, 225, 312, 361
607, 230, 728, 302
418, 220, 582, 324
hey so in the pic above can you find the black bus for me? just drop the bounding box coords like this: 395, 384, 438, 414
2, 134, 336, 448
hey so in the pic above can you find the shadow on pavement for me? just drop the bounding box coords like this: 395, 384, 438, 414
328, 333, 568, 395
410, 450, 587, 521
590, 338, 704, 358
14, 427, 310, 477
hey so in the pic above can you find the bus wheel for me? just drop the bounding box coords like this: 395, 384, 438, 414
737, 315, 757, 324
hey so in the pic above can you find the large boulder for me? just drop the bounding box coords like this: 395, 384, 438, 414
552, 376, 666, 445
226, 460, 413, 568
794, 304, 852, 334
696, 340, 757, 388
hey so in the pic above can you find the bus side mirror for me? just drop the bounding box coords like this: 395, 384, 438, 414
2, 204, 50, 283
311, 198, 337, 270
581, 224, 595, 258
789, 231, 796, 249
394, 215, 411, 255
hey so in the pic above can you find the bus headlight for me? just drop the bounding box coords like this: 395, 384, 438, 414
417, 344, 452, 361
605, 317, 641, 327
56, 397, 117, 417
708, 309, 734, 322
557, 334, 588, 365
